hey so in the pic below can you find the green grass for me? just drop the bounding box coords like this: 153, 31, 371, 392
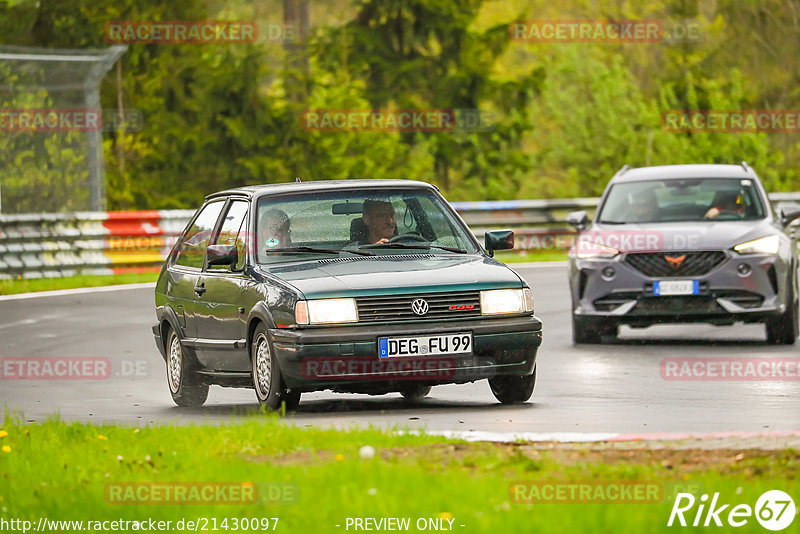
494, 249, 568, 263
0, 416, 795, 533
0, 272, 158, 295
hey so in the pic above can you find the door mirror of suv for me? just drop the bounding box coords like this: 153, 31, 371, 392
566, 210, 589, 231
206, 244, 238, 268
780, 206, 800, 228
485, 230, 514, 257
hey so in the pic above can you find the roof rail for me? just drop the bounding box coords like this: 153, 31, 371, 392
741, 161, 751, 173
614, 165, 631, 177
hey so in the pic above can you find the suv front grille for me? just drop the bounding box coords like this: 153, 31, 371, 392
356, 291, 481, 323
624, 251, 727, 277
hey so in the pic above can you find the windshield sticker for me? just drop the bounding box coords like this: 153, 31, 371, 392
265, 238, 280, 248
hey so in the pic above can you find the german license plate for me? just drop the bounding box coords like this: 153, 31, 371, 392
378, 333, 472, 358
653, 280, 699, 296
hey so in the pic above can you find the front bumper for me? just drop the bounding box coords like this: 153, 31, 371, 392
570, 251, 788, 326
269, 315, 542, 389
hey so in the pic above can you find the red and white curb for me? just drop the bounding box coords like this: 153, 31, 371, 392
416, 429, 800, 443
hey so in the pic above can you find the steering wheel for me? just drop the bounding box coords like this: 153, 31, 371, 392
388, 232, 427, 243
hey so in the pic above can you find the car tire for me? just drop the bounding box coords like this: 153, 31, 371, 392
488, 369, 536, 404
572, 313, 617, 344
251, 323, 284, 409
398, 384, 431, 401
766, 275, 799, 345
165, 327, 209, 407
282, 389, 301, 411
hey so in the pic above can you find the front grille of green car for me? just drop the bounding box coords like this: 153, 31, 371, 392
355, 291, 482, 323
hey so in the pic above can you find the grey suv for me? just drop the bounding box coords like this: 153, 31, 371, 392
567, 163, 800, 344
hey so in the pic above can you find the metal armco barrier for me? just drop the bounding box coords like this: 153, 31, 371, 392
2, 193, 800, 279
0, 210, 192, 279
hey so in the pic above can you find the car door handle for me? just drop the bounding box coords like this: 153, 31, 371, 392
194, 284, 206, 296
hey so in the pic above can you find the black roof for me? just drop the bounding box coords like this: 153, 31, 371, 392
205, 179, 437, 200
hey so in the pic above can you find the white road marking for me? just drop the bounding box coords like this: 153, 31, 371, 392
506, 261, 568, 268
405, 430, 620, 442
0, 282, 156, 301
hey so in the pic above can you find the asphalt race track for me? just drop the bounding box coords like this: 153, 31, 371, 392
1, 263, 798, 436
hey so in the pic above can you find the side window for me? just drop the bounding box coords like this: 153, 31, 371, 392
174, 201, 225, 269
211, 201, 248, 271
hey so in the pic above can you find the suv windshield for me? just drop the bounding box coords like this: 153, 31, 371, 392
597, 178, 766, 224
254, 189, 478, 263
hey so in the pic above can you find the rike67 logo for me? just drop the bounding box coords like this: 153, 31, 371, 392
668, 490, 795, 530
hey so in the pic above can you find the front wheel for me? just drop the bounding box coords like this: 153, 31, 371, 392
489, 369, 536, 404
251, 323, 299, 410
165, 327, 209, 407
572, 313, 617, 344
766, 277, 798, 345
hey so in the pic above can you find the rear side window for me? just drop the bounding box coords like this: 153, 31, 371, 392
211, 201, 248, 271
174, 201, 225, 269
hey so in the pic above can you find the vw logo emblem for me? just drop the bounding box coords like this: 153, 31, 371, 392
411, 298, 429, 316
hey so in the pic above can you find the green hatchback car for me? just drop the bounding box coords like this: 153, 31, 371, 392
152, 180, 542, 409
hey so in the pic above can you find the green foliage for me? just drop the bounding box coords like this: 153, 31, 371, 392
2, 0, 800, 212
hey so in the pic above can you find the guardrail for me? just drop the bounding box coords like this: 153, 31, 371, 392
2, 193, 800, 279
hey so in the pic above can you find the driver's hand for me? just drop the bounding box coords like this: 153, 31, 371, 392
704, 207, 720, 219
375, 238, 390, 244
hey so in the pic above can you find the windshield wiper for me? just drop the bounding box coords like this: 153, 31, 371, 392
267, 246, 375, 256
359, 242, 468, 254
358, 242, 430, 250
598, 220, 627, 225
428, 245, 468, 253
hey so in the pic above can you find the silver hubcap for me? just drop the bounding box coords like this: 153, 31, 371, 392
254, 334, 272, 398
168, 335, 181, 393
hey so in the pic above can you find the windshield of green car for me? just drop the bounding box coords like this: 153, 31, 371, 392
254, 189, 478, 263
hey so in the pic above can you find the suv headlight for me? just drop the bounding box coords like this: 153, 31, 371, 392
576, 243, 619, 260
733, 235, 780, 255
295, 298, 358, 325
480, 288, 533, 315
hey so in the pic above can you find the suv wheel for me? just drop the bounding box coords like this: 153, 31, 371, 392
488, 369, 536, 404
166, 327, 209, 407
572, 313, 617, 344
766, 276, 799, 345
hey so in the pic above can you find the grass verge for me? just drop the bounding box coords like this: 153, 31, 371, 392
0, 273, 158, 296
0, 416, 795, 533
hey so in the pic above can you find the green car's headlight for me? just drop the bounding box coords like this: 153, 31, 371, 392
295, 298, 358, 325
480, 288, 533, 315
733, 235, 780, 255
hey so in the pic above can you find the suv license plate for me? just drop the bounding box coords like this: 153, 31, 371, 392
378, 333, 472, 358
653, 280, 699, 296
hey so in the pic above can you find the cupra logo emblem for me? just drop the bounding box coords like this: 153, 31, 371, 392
411, 298, 429, 316
664, 254, 686, 270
